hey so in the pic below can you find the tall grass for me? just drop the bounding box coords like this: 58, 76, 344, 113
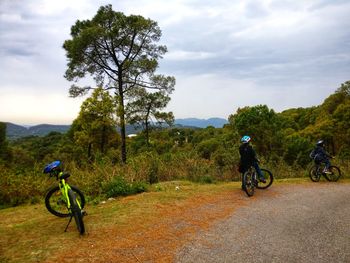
1, 153, 348, 208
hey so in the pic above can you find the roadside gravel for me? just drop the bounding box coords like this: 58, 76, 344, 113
176, 183, 350, 263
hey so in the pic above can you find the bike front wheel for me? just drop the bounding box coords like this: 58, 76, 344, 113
243, 171, 255, 197
309, 166, 321, 182
323, 166, 341, 182
256, 169, 273, 189
68, 189, 85, 235
45, 185, 85, 218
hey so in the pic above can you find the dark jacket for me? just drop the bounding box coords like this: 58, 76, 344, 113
313, 145, 331, 161
239, 143, 258, 169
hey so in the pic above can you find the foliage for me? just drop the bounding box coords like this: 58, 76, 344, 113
69, 88, 120, 160
228, 105, 283, 156
63, 4, 175, 163
126, 88, 174, 146
103, 176, 148, 198
2, 81, 350, 208
0, 122, 10, 163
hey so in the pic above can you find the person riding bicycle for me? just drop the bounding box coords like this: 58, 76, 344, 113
239, 135, 266, 187
310, 140, 332, 173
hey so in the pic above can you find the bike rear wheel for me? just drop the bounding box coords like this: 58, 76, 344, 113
68, 189, 85, 235
256, 169, 273, 189
243, 171, 255, 197
309, 166, 321, 182
45, 185, 85, 218
323, 165, 341, 182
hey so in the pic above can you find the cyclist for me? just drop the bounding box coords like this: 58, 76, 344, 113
239, 135, 266, 189
310, 140, 332, 173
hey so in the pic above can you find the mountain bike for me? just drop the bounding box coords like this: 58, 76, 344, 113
44, 161, 86, 234
309, 163, 341, 182
243, 167, 273, 197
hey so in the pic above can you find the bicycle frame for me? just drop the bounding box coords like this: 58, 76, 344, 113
44, 161, 86, 234
247, 167, 258, 184
57, 172, 82, 211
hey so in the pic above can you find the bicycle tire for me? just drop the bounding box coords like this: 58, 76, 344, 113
243, 171, 255, 197
309, 166, 321, 182
45, 185, 85, 218
323, 165, 341, 182
256, 169, 273, 189
68, 189, 85, 234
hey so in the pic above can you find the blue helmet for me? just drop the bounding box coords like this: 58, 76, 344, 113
241, 135, 251, 143
43, 160, 61, 174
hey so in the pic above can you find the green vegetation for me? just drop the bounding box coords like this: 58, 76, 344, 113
1, 81, 350, 208
63, 4, 175, 163
0, 4, 349, 209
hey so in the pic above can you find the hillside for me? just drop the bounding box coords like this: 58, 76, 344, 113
5, 123, 70, 140
4, 118, 228, 139
175, 118, 228, 128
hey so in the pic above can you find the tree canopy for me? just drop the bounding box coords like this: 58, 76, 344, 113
63, 4, 175, 163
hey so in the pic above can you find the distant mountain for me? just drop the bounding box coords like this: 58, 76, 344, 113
4, 117, 228, 139
5, 123, 70, 140
175, 118, 228, 128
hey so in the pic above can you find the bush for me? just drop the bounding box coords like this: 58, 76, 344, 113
197, 175, 215, 184
103, 176, 148, 198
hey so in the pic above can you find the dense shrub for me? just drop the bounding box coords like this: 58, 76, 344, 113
103, 176, 148, 198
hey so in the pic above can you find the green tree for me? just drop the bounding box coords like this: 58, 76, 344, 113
126, 88, 174, 146
69, 88, 119, 160
0, 122, 8, 161
228, 105, 283, 156
63, 5, 175, 163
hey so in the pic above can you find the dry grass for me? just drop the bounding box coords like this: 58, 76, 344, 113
0, 181, 244, 262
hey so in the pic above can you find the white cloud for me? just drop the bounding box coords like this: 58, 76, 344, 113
0, 0, 349, 124
0, 92, 84, 125
165, 50, 216, 61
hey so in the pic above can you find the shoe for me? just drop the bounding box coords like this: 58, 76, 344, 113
324, 169, 332, 174
259, 177, 266, 183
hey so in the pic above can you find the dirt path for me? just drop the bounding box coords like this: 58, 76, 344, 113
175, 183, 350, 263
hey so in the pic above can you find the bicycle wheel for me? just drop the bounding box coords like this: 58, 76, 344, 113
309, 166, 321, 182
243, 171, 255, 197
323, 166, 341, 182
68, 189, 85, 235
45, 185, 85, 218
256, 169, 273, 189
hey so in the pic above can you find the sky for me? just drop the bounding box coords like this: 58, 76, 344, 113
0, 0, 349, 125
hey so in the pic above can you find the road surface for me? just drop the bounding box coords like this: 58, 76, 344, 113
176, 183, 350, 263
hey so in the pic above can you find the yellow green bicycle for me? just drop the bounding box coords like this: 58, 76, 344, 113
43, 161, 86, 234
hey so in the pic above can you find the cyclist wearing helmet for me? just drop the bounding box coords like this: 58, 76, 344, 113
310, 140, 332, 173
239, 135, 266, 187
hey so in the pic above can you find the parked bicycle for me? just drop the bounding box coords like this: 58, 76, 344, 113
243, 167, 273, 197
309, 163, 341, 182
44, 161, 86, 234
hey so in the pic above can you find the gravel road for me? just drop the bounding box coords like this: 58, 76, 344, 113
176, 183, 350, 263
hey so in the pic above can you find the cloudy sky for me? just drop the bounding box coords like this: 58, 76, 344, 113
0, 0, 349, 125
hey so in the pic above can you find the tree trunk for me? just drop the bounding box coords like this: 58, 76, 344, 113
145, 120, 149, 147
118, 85, 127, 164
88, 142, 92, 161
100, 125, 106, 153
